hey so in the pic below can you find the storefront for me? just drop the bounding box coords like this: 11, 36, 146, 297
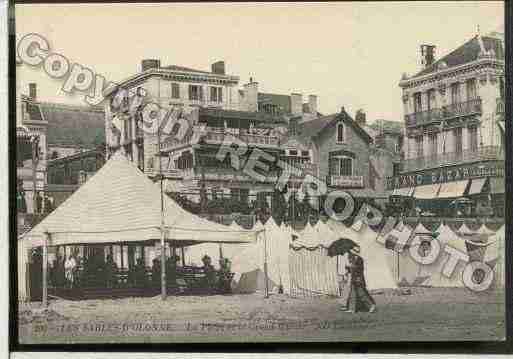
388, 162, 504, 218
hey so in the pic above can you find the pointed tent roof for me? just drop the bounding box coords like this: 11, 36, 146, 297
22, 152, 257, 248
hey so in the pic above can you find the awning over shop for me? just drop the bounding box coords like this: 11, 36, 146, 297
489, 177, 505, 194
392, 187, 413, 197
412, 184, 441, 199
437, 180, 470, 199
468, 178, 488, 195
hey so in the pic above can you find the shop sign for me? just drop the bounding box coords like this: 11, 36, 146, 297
387, 163, 504, 190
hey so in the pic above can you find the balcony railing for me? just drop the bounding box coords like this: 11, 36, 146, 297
405, 98, 482, 128
497, 98, 505, 114
402, 145, 504, 172
329, 175, 364, 188
204, 130, 279, 147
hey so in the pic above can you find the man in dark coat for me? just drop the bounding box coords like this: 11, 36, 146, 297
344, 246, 376, 313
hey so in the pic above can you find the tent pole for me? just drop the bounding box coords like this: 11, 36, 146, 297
42, 231, 49, 308
157, 78, 167, 301
263, 229, 269, 298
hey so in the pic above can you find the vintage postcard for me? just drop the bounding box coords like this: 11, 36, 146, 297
13, 2, 506, 345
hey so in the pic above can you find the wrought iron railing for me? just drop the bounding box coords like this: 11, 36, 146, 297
401, 145, 504, 172
405, 98, 482, 127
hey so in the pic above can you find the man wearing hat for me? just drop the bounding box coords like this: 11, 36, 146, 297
344, 245, 376, 313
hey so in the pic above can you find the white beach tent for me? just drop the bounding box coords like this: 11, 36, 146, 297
356, 223, 397, 290
484, 225, 505, 288
18, 152, 258, 302
230, 218, 280, 294
425, 224, 469, 287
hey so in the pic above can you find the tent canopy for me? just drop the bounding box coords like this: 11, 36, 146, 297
22, 152, 258, 248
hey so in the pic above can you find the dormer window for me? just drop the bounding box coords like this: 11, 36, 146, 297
337, 123, 344, 143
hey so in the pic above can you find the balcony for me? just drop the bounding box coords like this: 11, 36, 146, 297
204, 130, 280, 147
402, 145, 504, 172
496, 98, 505, 114
329, 175, 364, 188
405, 98, 482, 128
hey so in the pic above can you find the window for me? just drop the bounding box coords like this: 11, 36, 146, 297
171, 83, 180, 99
466, 79, 477, 101
468, 127, 478, 151
416, 136, 424, 157
289, 150, 298, 156
451, 83, 460, 104
453, 128, 463, 153
339, 157, 353, 176
393, 163, 401, 176
337, 123, 344, 142
301, 150, 309, 157
500, 77, 505, 99
210, 87, 223, 103
428, 133, 438, 156
427, 89, 436, 111
413, 92, 422, 113
188, 85, 203, 101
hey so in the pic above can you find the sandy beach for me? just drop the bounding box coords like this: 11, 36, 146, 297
18, 287, 505, 343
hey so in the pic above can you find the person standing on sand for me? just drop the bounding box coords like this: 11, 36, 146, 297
343, 246, 376, 313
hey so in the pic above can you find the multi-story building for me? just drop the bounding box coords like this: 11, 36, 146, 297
389, 31, 505, 217
104, 59, 321, 207
296, 108, 379, 207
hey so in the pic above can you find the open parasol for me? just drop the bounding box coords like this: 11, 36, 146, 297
327, 237, 359, 257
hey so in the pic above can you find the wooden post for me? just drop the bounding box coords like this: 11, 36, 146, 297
263, 229, 269, 298
181, 247, 185, 267
42, 232, 49, 307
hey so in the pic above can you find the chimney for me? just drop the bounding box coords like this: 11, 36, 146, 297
290, 93, 303, 116
29, 83, 37, 100
211, 61, 225, 75
420, 44, 436, 69
355, 109, 366, 127
141, 59, 161, 72
243, 79, 258, 112
308, 95, 317, 114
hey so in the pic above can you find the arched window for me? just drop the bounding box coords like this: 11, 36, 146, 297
337, 123, 344, 143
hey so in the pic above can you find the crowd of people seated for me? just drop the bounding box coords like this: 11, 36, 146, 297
47, 251, 234, 294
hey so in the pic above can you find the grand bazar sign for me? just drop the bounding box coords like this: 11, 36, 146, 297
387, 162, 504, 190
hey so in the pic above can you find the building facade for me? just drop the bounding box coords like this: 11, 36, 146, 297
104, 59, 321, 209
297, 109, 380, 206
389, 31, 505, 218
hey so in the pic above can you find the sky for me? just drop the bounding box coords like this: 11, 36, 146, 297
15, 2, 504, 123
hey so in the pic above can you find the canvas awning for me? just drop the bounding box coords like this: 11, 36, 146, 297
21, 152, 259, 248
489, 177, 505, 194
468, 178, 488, 195
392, 187, 413, 197
412, 184, 440, 199
437, 180, 469, 199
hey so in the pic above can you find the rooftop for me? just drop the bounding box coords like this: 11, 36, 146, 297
409, 34, 504, 80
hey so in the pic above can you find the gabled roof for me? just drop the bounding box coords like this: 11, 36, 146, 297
38, 102, 105, 147
22, 152, 257, 247
411, 35, 504, 79
297, 110, 373, 144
